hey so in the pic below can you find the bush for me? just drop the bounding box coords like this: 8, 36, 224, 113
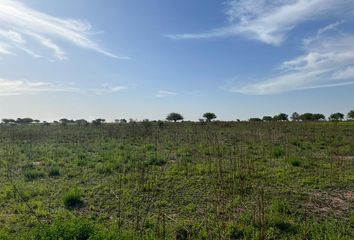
272, 147, 285, 158
34, 217, 95, 240
23, 168, 45, 181
48, 166, 60, 177
63, 188, 83, 209
290, 159, 301, 167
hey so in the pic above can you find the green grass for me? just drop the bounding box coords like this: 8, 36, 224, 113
0, 121, 353, 239
63, 188, 83, 209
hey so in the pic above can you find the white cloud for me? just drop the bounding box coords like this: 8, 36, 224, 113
89, 84, 128, 95
0, 0, 129, 60
332, 65, 354, 80
0, 42, 12, 55
155, 90, 177, 98
229, 31, 354, 94
26, 31, 67, 60
317, 20, 344, 35
0, 78, 130, 96
167, 0, 353, 45
0, 78, 79, 96
0, 30, 25, 43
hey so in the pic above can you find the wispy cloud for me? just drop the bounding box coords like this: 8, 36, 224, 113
0, 78, 131, 96
167, 0, 353, 45
0, 78, 80, 96
155, 90, 177, 98
0, 42, 13, 55
227, 25, 354, 94
0, 0, 129, 60
89, 83, 128, 95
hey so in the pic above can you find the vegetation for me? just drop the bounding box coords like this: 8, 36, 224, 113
166, 112, 184, 122
329, 113, 345, 121
202, 112, 217, 122
0, 120, 353, 239
63, 188, 84, 209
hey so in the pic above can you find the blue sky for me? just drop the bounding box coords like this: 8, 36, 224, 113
0, 0, 353, 121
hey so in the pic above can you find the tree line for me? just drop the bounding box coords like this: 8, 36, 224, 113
249, 111, 354, 122
1, 110, 353, 125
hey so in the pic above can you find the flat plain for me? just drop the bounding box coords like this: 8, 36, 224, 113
0, 121, 354, 239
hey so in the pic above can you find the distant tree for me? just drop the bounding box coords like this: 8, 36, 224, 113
92, 119, 105, 126
203, 112, 217, 122
329, 113, 344, 121
121, 119, 127, 123
262, 116, 273, 122
299, 113, 313, 121
347, 110, 354, 120
34, 120, 40, 123
59, 118, 70, 126
75, 119, 88, 125
299, 113, 325, 121
166, 113, 184, 122
249, 118, 262, 122
1, 119, 15, 124
313, 113, 325, 121
16, 118, 33, 124
273, 113, 288, 121
291, 112, 300, 121
115, 119, 127, 124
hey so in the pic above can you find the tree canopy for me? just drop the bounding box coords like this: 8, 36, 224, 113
202, 112, 217, 122
329, 113, 344, 121
166, 113, 184, 122
348, 110, 354, 120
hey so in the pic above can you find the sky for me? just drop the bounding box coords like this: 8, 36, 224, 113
0, 0, 353, 121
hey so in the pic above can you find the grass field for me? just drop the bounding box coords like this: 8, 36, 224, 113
0, 121, 354, 239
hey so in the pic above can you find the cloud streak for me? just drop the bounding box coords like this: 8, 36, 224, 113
228, 27, 354, 94
0, 78, 80, 96
0, 0, 129, 60
155, 90, 177, 98
0, 78, 131, 96
167, 0, 353, 45
89, 84, 128, 95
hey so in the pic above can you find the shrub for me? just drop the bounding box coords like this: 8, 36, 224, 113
34, 217, 95, 240
228, 225, 244, 239
63, 188, 83, 209
290, 159, 301, 167
48, 166, 60, 177
272, 147, 285, 158
23, 168, 45, 181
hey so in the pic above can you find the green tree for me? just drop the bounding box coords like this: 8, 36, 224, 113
1, 119, 15, 124
329, 113, 344, 121
203, 112, 217, 122
348, 110, 354, 120
262, 116, 273, 122
313, 113, 325, 121
274, 113, 288, 121
249, 118, 262, 122
166, 113, 184, 122
291, 112, 300, 121
16, 118, 34, 124
300, 113, 325, 121
92, 119, 105, 126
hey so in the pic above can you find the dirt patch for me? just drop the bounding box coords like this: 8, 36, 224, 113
305, 189, 354, 217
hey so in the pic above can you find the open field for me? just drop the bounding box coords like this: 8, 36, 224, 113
1, 122, 354, 239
